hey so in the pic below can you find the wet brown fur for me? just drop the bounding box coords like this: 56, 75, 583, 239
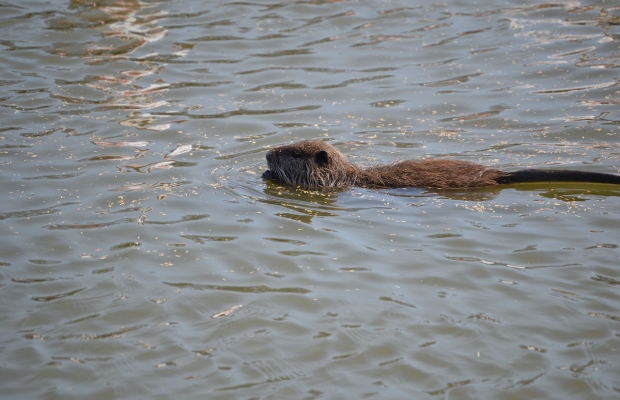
262, 140, 620, 189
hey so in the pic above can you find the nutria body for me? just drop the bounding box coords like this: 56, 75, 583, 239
262, 140, 620, 189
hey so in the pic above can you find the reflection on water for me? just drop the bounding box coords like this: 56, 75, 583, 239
1, 0, 620, 399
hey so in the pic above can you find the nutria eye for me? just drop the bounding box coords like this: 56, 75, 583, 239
315, 150, 329, 166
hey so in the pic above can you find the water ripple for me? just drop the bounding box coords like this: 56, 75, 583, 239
158, 104, 322, 119
531, 80, 619, 94
0, 202, 79, 221
31, 288, 86, 302
416, 72, 482, 87
163, 282, 311, 294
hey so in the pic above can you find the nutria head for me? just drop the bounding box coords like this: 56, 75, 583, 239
262, 140, 356, 187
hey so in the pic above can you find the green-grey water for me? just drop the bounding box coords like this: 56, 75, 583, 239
1, 0, 619, 398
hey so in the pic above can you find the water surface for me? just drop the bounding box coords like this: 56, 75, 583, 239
1, 0, 619, 398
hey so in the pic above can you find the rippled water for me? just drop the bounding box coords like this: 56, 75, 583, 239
1, 0, 619, 398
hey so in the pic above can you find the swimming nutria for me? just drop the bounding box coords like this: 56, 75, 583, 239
261, 140, 620, 189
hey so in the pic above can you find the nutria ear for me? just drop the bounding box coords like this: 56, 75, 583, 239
315, 150, 329, 166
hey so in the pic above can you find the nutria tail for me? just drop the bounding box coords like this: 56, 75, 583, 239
496, 169, 620, 185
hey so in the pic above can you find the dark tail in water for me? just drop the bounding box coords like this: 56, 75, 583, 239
497, 169, 620, 185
